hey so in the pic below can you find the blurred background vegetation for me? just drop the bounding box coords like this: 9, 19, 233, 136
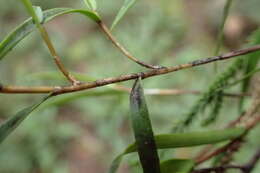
0, 0, 260, 172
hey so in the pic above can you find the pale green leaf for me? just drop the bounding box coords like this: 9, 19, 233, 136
83, 0, 97, 11
0, 8, 101, 60
110, 0, 137, 30
108, 127, 245, 173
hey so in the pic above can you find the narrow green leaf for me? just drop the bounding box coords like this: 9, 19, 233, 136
0, 94, 51, 144
83, 0, 97, 11
108, 127, 245, 173
124, 127, 245, 154
130, 78, 160, 173
33, 6, 44, 23
110, 0, 137, 30
0, 8, 101, 60
160, 159, 195, 173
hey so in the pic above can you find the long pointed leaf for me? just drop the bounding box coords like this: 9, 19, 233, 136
108, 127, 245, 173
130, 78, 160, 173
0, 94, 51, 144
0, 8, 100, 60
110, 0, 137, 30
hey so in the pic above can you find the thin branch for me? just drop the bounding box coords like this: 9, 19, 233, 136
98, 21, 164, 69
1, 45, 260, 95
193, 149, 260, 173
113, 85, 250, 97
20, 0, 80, 85
193, 165, 243, 173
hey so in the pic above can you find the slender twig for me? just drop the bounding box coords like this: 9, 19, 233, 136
113, 85, 250, 97
193, 165, 243, 173
98, 21, 164, 69
1, 45, 260, 95
193, 149, 260, 173
20, 0, 80, 85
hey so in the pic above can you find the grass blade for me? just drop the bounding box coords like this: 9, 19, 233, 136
130, 78, 161, 173
0, 94, 51, 144
110, 0, 137, 30
0, 8, 100, 60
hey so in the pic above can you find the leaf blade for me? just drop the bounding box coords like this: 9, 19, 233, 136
83, 0, 97, 11
110, 0, 137, 30
0, 94, 51, 144
130, 78, 160, 173
108, 127, 245, 173
0, 8, 101, 60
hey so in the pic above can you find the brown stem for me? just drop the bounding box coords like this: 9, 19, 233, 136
193, 149, 260, 173
38, 26, 80, 85
98, 21, 164, 69
1, 45, 260, 95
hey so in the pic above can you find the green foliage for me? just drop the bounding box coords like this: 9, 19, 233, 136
175, 58, 243, 131
240, 29, 260, 110
160, 159, 195, 173
0, 8, 100, 60
83, 0, 97, 11
110, 0, 137, 30
0, 1, 260, 173
0, 95, 50, 144
130, 78, 160, 173
109, 126, 245, 173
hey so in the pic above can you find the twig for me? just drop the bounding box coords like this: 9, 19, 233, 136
20, 0, 80, 85
113, 85, 250, 97
1, 45, 260, 95
193, 149, 260, 173
98, 21, 164, 69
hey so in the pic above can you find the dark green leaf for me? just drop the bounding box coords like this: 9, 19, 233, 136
160, 159, 195, 173
110, 0, 137, 30
0, 8, 101, 60
130, 78, 160, 173
0, 95, 51, 144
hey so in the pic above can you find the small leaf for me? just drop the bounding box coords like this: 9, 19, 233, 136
108, 127, 245, 173
83, 0, 97, 11
130, 78, 160, 173
0, 94, 51, 144
110, 0, 137, 30
33, 6, 44, 23
160, 159, 195, 173
0, 8, 101, 60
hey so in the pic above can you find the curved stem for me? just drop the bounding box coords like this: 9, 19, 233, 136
98, 21, 164, 69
